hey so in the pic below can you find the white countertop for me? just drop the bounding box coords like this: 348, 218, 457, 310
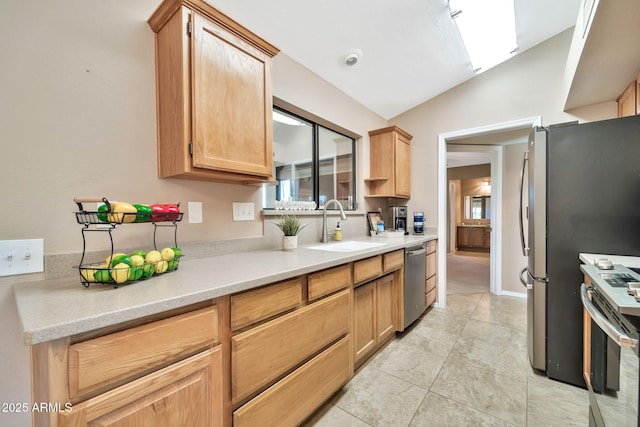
14, 235, 436, 345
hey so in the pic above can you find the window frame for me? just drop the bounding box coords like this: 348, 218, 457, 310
271, 102, 357, 210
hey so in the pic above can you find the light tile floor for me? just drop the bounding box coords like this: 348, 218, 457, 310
304, 293, 590, 426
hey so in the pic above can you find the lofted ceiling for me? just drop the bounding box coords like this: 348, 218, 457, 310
207, 0, 582, 119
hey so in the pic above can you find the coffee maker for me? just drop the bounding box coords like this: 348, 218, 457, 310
389, 206, 407, 232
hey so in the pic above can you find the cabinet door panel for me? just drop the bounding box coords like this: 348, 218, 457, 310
192, 13, 273, 177
457, 227, 470, 247
231, 290, 349, 404
470, 227, 485, 247
377, 274, 395, 341
354, 282, 376, 363
59, 348, 222, 427
394, 134, 411, 197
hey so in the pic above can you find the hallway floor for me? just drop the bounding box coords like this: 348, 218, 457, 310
447, 251, 490, 294
305, 291, 589, 426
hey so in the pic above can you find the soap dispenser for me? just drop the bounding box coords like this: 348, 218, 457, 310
334, 222, 342, 241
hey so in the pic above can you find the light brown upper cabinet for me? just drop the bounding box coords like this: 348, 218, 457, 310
148, 0, 279, 184
618, 79, 637, 117
366, 126, 412, 198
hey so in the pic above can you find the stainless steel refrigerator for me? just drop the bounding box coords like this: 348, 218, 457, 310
519, 115, 640, 388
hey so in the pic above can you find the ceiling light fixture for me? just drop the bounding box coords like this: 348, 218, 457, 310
273, 110, 305, 126
449, 0, 518, 73
343, 49, 363, 67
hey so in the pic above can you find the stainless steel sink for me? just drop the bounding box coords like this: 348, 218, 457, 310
306, 241, 387, 252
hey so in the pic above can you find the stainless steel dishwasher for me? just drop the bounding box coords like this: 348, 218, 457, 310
404, 243, 427, 328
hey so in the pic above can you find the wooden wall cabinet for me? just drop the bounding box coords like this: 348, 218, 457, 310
31, 303, 223, 427
426, 240, 437, 308
148, 0, 279, 184
618, 76, 638, 117
365, 126, 412, 198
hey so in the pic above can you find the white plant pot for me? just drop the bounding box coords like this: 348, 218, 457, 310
282, 235, 298, 251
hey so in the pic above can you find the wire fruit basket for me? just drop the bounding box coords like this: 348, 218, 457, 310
73, 197, 184, 288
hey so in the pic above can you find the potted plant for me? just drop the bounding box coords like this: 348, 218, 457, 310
275, 214, 307, 251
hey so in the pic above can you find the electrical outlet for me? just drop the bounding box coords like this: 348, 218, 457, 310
188, 201, 203, 224
0, 239, 44, 277
233, 202, 255, 221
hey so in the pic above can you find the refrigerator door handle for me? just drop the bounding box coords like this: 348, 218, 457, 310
519, 151, 529, 257
580, 284, 638, 348
519, 267, 533, 289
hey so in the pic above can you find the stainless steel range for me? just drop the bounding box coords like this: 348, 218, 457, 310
581, 263, 640, 426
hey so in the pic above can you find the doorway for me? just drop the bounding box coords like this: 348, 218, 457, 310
435, 116, 541, 308
446, 152, 492, 294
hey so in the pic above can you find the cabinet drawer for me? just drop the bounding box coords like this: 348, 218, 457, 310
61, 347, 223, 427
383, 250, 404, 272
426, 288, 436, 308
231, 290, 349, 404
231, 277, 303, 331
354, 255, 382, 284
426, 251, 436, 279
233, 336, 350, 427
426, 275, 436, 293
308, 264, 352, 302
426, 240, 437, 254
68, 306, 218, 398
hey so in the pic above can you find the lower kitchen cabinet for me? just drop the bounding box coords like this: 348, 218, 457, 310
354, 272, 399, 366
426, 240, 437, 308
354, 281, 376, 361
231, 267, 353, 427
30, 303, 222, 427
233, 336, 351, 427
58, 347, 223, 427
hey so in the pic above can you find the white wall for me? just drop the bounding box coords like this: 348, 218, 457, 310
391, 28, 617, 294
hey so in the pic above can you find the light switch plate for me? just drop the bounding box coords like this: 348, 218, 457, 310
188, 201, 203, 224
233, 202, 255, 221
0, 239, 44, 277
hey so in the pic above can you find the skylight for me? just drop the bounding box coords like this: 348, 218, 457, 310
449, 0, 518, 73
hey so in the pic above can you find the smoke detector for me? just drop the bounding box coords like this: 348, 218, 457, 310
343, 49, 363, 66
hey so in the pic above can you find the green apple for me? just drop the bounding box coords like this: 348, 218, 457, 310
141, 263, 155, 278
94, 269, 111, 283
171, 247, 182, 258
130, 250, 146, 258
128, 265, 143, 281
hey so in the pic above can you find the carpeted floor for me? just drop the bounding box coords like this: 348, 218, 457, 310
446, 251, 490, 294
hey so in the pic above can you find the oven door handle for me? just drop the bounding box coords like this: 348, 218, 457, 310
580, 284, 638, 348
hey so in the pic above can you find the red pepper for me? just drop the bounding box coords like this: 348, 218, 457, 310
149, 203, 180, 222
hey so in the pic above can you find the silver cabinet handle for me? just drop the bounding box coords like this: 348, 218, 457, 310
519, 267, 533, 289
407, 248, 427, 256
580, 284, 637, 348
